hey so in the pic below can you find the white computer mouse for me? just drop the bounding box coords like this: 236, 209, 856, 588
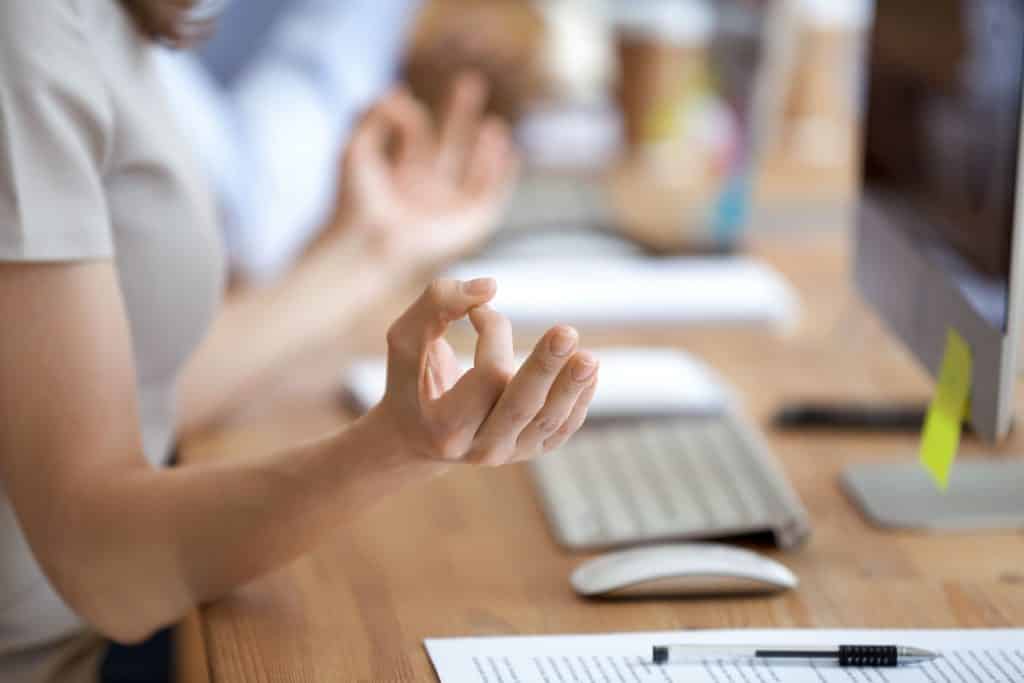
570, 543, 798, 598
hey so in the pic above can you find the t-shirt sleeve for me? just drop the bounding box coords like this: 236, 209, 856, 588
0, 0, 114, 261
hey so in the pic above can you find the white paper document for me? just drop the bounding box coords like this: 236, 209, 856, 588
424, 629, 1024, 683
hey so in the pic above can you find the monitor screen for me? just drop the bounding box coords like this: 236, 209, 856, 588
861, 0, 1024, 331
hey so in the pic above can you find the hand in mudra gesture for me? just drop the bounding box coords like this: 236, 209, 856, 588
376, 278, 598, 466
333, 73, 517, 270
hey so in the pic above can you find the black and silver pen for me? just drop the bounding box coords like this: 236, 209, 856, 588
652, 644, 940, 668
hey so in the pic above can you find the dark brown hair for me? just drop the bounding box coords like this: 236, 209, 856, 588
119, 0, 212, 47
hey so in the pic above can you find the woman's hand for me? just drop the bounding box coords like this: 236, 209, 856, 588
374, 277, 598, 466
331, 72, 519, 270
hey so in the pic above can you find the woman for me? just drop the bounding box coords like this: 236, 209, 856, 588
0, 2, 599, 682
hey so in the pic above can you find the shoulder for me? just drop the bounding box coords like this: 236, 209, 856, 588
0, 0, 120, 199
0, 0, 115, 137
0, 0, 112, 79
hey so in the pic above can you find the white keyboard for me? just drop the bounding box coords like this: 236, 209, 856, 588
530, 413, 811, 550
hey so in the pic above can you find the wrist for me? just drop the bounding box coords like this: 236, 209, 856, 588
348, 402, 453, 479
329, 206, 448, 275
290, 404, 452, 522
321, 219, 419, 278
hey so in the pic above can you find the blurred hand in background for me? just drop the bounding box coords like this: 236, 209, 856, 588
328, 72, 520, 272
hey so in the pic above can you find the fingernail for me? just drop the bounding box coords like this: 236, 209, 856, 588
572, 356, 597, 382
462, 278, 494, 295
549, 328, 577, 357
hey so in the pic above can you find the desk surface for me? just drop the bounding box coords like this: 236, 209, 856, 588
178, 232, 1024, 683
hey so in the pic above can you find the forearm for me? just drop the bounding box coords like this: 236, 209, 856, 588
177, 238, 397, 434
63, 405, 448, 643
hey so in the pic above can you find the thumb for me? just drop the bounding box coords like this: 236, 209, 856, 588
385, 278, 497, 394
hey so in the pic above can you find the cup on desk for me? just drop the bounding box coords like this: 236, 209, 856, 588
614, 0, 714, 156
613, 0, 738, 223
776, 0, 871, 169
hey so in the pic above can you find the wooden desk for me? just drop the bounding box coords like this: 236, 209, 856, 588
177, 232, 1024, 682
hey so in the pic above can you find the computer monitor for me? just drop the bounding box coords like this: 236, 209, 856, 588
854, 0, 1024, 443
843, 0, 1024, 530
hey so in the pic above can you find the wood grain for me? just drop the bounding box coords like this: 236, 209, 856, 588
176, 610, 211, 683
176, 232, 1024, 682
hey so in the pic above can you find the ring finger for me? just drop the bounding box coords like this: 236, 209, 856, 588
536, 378, 599, 457
514, 352, 597, 457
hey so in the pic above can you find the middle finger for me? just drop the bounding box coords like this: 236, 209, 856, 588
469, 326, 578, 462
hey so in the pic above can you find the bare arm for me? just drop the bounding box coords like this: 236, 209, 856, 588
0, 263, 596, 645
176, 236, 398, 434
0, 261, 415, 643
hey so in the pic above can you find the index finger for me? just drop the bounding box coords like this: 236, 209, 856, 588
428, 303, 515, 437
368, 87, 435, 169
437, 71, 488, 179
386, 277, 497, 385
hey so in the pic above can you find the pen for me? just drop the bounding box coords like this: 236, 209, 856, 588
652, 644, 940, 667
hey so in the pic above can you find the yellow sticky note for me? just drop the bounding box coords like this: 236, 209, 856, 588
919, 328, 972, 490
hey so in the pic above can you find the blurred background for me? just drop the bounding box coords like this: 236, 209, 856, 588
403, 0, 870, 253
187, 0, 885, 420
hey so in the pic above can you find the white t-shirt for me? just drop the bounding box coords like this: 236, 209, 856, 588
0, 1, 224, 681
